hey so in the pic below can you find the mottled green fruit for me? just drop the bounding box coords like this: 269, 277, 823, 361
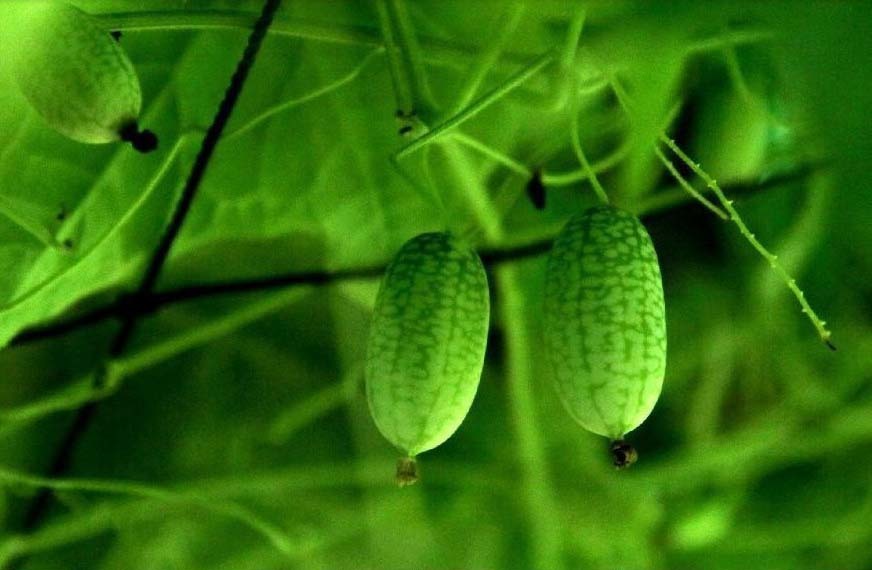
366, 232, 490, 458
544, 206, 666, 440
8, 2, 143, 145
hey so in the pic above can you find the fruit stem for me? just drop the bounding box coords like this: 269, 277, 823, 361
396, 457, 419, 487
569, 92, 610, 205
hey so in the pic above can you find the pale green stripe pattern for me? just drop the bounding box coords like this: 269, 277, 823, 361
366, 232, 489, 456
544, 207, 666, 439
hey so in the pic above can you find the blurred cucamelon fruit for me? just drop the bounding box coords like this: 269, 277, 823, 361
366, 232, 490, 485
6, 1, 157, 152
544, 206, 666, 463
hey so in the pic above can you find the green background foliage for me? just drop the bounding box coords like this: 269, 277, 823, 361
1, 1, 871, 569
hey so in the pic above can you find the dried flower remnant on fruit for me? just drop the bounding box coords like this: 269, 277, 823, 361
610, 440, 638, 469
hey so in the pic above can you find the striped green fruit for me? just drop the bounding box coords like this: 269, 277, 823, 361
544, 206, 666, 454
366, 232, 490, 485
6, 2, 157, 152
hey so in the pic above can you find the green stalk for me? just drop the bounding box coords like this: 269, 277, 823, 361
653, 147, 728, 219
497, 265, 565, 570
223, 48, 385, 141
541, 139, 631, 186
449, 123, 564, 570
387, 0, 439, 115
569, 101, 609, 204
0, 466, 294, 558
448, 2, 526, 114
660, 135, 834, 349
451, 132, 532, 178
394, 51, 556, 161
0, 289, 308, 431
601, 70, 831, 347
375, 0, 413, 115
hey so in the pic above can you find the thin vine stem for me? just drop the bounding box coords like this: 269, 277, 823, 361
267, 366, 362, 444
541, 6, 586, 112
569, 100, 609, 204
601, 69, 832, 349
100, 9, 382, 47
387, 0, 439, 115
497, 265, 565, 570
559, 8, 587, 73
653, 147, 728, 219
375, 0, 413, 116
98, 9, 774, 62
659, 136, 834, 349
0, 466, 295, 559
393, 51, 557, 161
541, 139, 631, 186
4, 205, 60, 250
2, 290, 309, 434
604, 72, 728, 217
0, 374, 116, 430
686, 28, 776, 54
442, 113, 627, 192
636, 161, 822, 216
449, 1, 526, 114
222, 47, 385, 141
451, 132, 531, 178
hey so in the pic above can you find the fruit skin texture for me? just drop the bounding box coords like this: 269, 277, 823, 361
366, 232, 490, 457
544, 206, 666, 440
8, 2, 142, 144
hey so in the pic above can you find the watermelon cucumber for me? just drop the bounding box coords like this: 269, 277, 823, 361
365, 232, 490, 485
544, 206, 667, 468
6, 2, 157, 152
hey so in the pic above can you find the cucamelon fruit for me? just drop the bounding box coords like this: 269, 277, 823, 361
365, 232, 490, 485
6, 2, 157, 152
544, 206, 666, 468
